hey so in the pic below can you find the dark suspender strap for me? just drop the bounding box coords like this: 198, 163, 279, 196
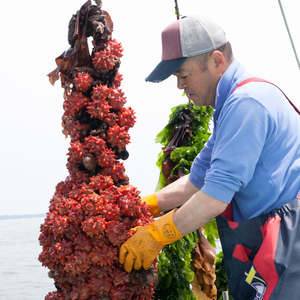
233, 77, 300, 115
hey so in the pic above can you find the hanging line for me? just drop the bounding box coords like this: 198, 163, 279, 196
174, 0, 192, 109
174, 0, 180, 20
277, 0, 300, 71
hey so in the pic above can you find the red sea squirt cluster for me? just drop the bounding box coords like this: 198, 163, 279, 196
39, 1, 157, 299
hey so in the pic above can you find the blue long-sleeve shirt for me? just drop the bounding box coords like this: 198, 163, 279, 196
190, 59, 300, 222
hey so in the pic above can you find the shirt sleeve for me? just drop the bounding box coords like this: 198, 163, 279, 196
189, 131, 215, 189
200, 96, 274, 203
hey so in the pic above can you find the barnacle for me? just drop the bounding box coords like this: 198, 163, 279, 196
82, 215, 107, 237
63, 92, 90, 117
107, 87, 126, 111
93, 49, 118, 71
107, 124, 130, 150
89, 174, 114, 191
109, 39, 124, 57
68, 141, 86, 163
87, 96, 112, 121
91, 84, 126, 111
112, 72, 123, 88
100, 161, 126, 183
84, 135, 116, 168
73, 72, 94, 93
106, 220, 128, 247
117, 107, 136, 129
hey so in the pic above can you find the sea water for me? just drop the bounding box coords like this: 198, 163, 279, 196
0, 217, 54, 299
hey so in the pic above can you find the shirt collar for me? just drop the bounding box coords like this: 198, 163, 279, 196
212, 59, 253, 123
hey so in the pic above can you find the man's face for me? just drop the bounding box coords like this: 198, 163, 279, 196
173, 56, 218, 107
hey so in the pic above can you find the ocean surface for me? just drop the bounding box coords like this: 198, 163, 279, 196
0, 217, 55, 300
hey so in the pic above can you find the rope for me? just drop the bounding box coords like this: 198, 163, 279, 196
173, 0, 190, 107
174, 0, 180, 20
277, 0, 300, 70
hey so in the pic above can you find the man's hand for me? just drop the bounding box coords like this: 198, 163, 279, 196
141, 194, 161, 217
119, 210, 183, 272
119, 226, 163, 272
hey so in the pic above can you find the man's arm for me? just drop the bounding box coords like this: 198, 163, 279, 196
120, 186, 228, 272
173, 189, 228, 235
156, 174, 200, 212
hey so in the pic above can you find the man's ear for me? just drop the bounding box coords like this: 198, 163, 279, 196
209, 51, 226, 76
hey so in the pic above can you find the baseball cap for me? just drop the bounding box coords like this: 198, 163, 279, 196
145, 15, 227, 83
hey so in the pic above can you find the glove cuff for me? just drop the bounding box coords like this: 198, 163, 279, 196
142, 194, 161, 217
149, 209, 183, 245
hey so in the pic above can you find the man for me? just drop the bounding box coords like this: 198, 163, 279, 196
119, 15, 300, 299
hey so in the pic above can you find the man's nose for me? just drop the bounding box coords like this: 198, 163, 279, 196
177, 78, 187, 90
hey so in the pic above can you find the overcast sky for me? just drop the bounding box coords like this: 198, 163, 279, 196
1, 0, 299, 215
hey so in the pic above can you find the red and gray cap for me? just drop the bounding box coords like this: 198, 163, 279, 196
145, 15, 227, 83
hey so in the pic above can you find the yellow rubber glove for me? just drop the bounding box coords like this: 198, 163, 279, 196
141, 194, 161, 217
119, 209, 183, 272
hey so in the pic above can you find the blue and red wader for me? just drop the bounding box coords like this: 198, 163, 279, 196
216, 78, 300, 300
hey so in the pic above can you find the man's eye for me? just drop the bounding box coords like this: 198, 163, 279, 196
182, 75, 188, 79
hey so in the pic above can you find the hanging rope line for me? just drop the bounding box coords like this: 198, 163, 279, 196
174, 0, 180, 20
173, 0, 191, 107
172, 1, 192, 116
277, 0, 300, 70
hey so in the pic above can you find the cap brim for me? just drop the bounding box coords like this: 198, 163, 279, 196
145, 57, 187, 83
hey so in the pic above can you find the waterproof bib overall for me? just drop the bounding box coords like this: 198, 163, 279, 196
216, 78, 300, 300
217, 197, 300, 300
